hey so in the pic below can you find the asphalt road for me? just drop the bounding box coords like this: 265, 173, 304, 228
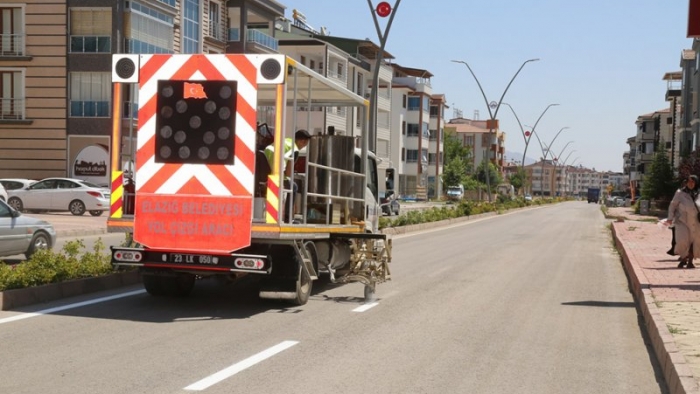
0, 202, 667, 394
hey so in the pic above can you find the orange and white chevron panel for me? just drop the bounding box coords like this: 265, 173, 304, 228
132, 54, 276, 253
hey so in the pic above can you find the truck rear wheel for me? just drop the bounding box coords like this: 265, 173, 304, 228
292, 262, 312, 305
143, 274, 195, 297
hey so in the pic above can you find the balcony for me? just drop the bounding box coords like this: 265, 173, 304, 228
0, 98, 25, 120
0, 33, 26, 57
228, 28, 278, 51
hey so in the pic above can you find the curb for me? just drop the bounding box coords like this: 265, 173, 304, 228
55, 228, 108, 238
0, 270, 141, 310
612, 223, 700, 394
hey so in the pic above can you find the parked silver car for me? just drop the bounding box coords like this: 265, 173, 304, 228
0, 199, 56, 259
7, 177, 110, 216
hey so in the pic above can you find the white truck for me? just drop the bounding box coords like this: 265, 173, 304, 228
106, 54, 391, 304
446, 185, 464, 201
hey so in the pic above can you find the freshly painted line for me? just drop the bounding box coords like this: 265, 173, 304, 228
352, 302, 379, 312
184, 340, 299, 391
0, 289, 146, 325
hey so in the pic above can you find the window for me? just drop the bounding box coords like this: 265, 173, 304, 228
126, 1, 174, 53
70, 72, 110, 117
407, 96, 420, 110
69, 8, 111, 53
465, 135, 474, 146
209, 2, 221, 40
182, 0, 201, 53
356, 72, 363, 96
337, 62, 343, 78
0, 69, 24, 120
429, 129, 437, 140
406, 149, 418, 163
402, 94, 406, 108
0, 7, 24, 56
430, 105, 439, 117
428, 153, 436, 164
310, 59, 315, 70
402, 121, 406, 135
401, 147, 405, 161
300, 55, 306, 65
407, 123, 419, 137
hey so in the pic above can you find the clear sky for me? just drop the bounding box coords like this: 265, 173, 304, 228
278, 0, 692, 173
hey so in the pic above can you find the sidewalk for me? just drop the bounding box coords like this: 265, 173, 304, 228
610, 206, 700, 394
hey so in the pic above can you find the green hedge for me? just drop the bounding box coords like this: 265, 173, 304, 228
0, 239, 117, 291
379, 196, 561, 230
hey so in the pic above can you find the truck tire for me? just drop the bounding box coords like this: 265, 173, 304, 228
292, 262, 312, 306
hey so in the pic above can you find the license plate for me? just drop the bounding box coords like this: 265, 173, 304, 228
170, 253, 214, 265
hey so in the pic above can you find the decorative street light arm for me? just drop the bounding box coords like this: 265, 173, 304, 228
556, 141, 574, 162
492, 58, 540, 119
451, 60, 494, 119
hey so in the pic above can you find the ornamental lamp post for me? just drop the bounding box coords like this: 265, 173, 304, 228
451, 58, 539, 202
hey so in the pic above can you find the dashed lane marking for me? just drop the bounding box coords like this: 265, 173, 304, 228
184, 340, 299, 391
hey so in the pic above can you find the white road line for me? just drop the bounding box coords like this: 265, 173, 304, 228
352, 302, 379, 312
184, 340, 299, 391
0, 289, 146, 325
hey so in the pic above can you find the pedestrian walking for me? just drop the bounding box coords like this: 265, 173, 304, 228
666, 174, 700, 268
667, 178, 688, 257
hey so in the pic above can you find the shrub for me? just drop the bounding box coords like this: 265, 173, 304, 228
0, 239, 115, 291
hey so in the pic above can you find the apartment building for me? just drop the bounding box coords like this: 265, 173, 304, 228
444, 117, 506, 172
0, 0, 68, 179
0, 0, 286, 182
428, 94, 446, 199
2, 1, 445, 196
627, 108, 670, 194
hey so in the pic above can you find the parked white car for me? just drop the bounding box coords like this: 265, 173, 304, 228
0, 199, 56, 259
0, 178, 37, 192
7, 177, 110, 216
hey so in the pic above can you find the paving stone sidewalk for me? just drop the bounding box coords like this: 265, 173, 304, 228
610, 206, 700, 394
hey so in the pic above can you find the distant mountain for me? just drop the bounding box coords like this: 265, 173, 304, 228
504, 150, 537, 165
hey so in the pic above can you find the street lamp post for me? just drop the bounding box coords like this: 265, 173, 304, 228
367, 0, 401, 155
452, 58, 539, 202
501, 102, 559, 173
502, 102, 559, 195
559, 150, 577, 196
535, 127, 570, 196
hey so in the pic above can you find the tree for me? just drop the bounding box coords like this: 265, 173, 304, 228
508, 167, 526, 193
641, 150, 675, 201
443, 133, 473, 174
442, 157, 466, 188
476, 161, 503, 186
